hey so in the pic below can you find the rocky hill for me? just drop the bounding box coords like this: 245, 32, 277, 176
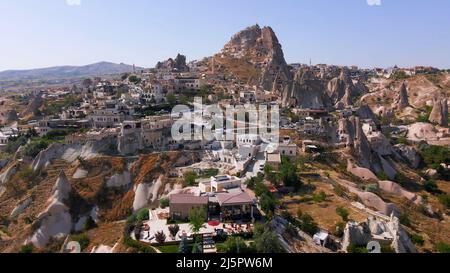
213, 24, 292, 91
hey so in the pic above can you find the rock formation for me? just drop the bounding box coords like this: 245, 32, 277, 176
219, 24, 292, 92
396, 82, 410, 110
156, 53, 189, 72
0, 109, 18, 125
29, 172, 73, 248
394, 144, 421, 169
281, 67, 328, 109
328, 69, 367, 107
342, 216, 416, 253
429, 98, 448, 127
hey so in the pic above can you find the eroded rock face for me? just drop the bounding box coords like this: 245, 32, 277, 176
282, 67, 328, 109
0, 109, 18, 125
342, 217, 416, 253
29, 172, 73, 248
328, 70, 367, 107
394, 144, 421, 168
106, 171, 131, 188
32, 137, 116, 172
132, 175, 164, 212
156, 53, 189, 72
396, 82, 410, 110
429, 98, 448, 127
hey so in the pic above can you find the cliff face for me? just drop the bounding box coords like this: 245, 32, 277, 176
282, 67, 329, 109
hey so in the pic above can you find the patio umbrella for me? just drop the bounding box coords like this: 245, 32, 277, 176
208, 220, 220, 227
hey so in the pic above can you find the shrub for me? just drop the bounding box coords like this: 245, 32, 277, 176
160, 198, 169, 209
399, 213, 411, 227
437, 242, 450, 253
312, 191, 327, 203
334, 185, 346, 197
424, 180, 441, 195
136, 208, 150, 223
259, 193, 278, 214
168, 225, 180, 238
334, 222, 346, 237
297, 213, 319, 236
409, 233, 425, 246
347, 244, 369, 253
438, 194, 450, 209
19, 244, 34, 254
253, 225, 282, 253
336, 206, 350, 222
220, 236, 249, 253
155, 231, 166, 244
184, 172, 197, 186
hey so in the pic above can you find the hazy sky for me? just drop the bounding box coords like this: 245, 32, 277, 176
1, 0, 449, 71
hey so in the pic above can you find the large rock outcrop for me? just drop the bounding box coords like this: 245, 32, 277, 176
429, 98, 448, 127
132, 175, 163, 212
156, 53, 189, 72
281, 67, 329, 109
394, 144, 421, 168
219, 24, 292, 92
29, 172, 73, 248
32, 136, 117, 172
328, 70, 367, 107
342, 216, 416, 253
395, 82, 410, 110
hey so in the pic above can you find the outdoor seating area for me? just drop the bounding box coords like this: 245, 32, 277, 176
137, 209, 255, 245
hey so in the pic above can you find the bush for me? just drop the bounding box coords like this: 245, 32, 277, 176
399, 213, 411, 227
168, 225, 180, 238
184, 172, 197, 186
19, 244, 34, 253
160, 198, 169, 209
253, 225, 282, 253
424, 180, 441, 195
419, 144, 450, 169
259, 193, 278, 214
336, 206, 350, 221
347, 244, 369, 253
136, 208, 150, 223
409, 233, 425, 246
155, 231, 166, 244
437, 242, 450, 253
312, 191, 327, 203
220, 236, 249, 253
438, 194, 450, 209
297, 213, 319, 236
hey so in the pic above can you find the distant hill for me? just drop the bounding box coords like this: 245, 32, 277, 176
0, 62, 144, 81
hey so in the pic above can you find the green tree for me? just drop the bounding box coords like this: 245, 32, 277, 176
189, 207, 206, 233
166, 93, 177, 105
160, 198, 169, 209
298, 213, 319, 236
184, 172, 197, 186
259, 193, 277, 214
253, 225, 282, 253
221, 236, 248, 253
